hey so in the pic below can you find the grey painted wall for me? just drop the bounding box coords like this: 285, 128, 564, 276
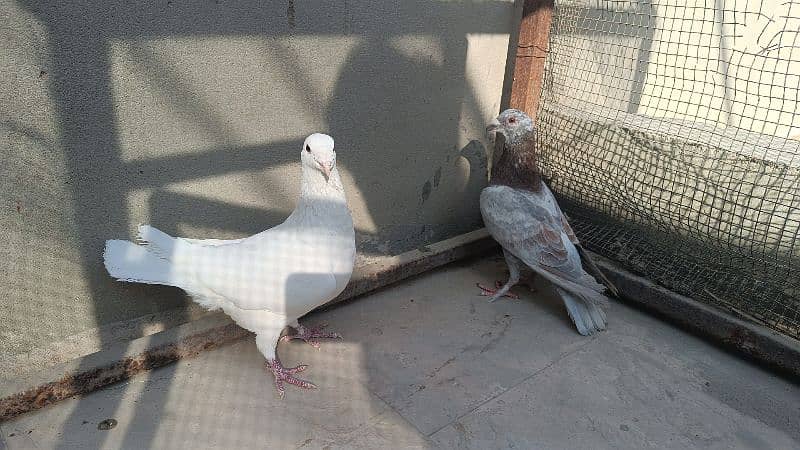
1, 0, 516, 381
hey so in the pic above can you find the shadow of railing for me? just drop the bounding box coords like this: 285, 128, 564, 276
5, 0, 516, 447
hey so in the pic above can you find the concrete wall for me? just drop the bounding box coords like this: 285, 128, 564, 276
0, 0, 517, 381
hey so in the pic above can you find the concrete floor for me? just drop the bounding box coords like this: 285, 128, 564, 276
1, 256, 799, 449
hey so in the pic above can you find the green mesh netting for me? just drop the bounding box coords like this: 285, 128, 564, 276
536, 0, 800, 338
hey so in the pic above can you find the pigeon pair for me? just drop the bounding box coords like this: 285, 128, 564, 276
104, 111, 615, 397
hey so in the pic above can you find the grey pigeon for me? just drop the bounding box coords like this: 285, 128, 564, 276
104, 133, 356, 396
479, 109, 617, 335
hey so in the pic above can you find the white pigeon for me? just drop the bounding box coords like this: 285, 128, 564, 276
103, 133, 356, 396
479, 109, 618, 335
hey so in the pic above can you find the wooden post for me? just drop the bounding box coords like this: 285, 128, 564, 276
509, 0, 554, 121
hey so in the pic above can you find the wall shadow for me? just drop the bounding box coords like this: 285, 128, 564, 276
8, 0, 515, 447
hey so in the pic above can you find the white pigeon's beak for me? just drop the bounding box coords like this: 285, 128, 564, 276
486, 118, 502, 140
319, 160, 334, 182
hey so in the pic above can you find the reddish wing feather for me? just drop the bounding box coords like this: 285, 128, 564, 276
560, 214, 579, 245
523, 221, 570, 270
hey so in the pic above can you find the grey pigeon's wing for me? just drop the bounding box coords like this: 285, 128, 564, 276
480, 185, 605, 297
559, 213, 580, 245
574, 244, 620, 297
558, 212, 621, 297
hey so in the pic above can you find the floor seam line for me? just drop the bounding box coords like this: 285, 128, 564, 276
425, 336, 600, 438
366, 384, 434, 442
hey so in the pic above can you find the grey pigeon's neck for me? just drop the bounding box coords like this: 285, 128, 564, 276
490, 130, 542, 192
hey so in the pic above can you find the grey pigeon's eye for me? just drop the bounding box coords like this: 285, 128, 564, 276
508, 117, 517, 124
305, 144, 311, 152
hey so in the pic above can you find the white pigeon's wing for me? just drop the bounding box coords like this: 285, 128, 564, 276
480, 185, 604, 294
181, 237, 248, 247
180, 232, 250, 246
174, 223, 343, 315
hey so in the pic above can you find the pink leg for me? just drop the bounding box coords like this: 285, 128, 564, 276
266, 358, 316, 398
280, 323, 342, 349
476, 281, 520, 300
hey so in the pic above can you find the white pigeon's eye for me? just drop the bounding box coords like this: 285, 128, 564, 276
305, 144, 311, 152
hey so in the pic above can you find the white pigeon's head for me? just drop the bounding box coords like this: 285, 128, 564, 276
486, 109, 534, 143
301, 133, 336, 182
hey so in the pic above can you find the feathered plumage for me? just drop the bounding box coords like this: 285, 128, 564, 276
104, 133, 355, 396
480, 109, 617, 335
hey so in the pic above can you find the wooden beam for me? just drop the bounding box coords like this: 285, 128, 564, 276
589, 251, 800, 379
509, 0, 554, 120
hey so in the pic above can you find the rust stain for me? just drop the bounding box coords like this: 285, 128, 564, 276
0, 323, 249, 422
421, 180, 432, 204
287, 0, 296, 28
433, 166, 442, 187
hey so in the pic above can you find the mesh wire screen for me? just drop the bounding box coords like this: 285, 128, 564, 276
536, 0, 800, 338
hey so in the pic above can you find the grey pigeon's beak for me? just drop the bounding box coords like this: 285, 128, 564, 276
319, 160, 334, 182
486, 118, 501, 140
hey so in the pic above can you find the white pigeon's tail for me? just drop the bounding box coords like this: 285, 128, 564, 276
136, 225, 177, 258
556, 287, 607, 336
103, 239, 177, 287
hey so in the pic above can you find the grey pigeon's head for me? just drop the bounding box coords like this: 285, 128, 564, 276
486, 109, 534, 143
301, 133, 336, 182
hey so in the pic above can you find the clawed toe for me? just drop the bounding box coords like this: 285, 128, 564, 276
266, 359, 316, 398
476, 282, 519, 300
282, 323, 342, 349
477, 282, 495, 296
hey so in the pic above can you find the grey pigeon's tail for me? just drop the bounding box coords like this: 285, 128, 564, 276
103, 239, 177, 287
556, 287, 607, 336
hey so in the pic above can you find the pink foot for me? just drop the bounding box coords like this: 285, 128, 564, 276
266, 358, 316, 398
280, 323, 342, 349
476, 281, 520, 299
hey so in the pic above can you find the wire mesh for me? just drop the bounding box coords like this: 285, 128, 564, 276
536, 0, 800, 338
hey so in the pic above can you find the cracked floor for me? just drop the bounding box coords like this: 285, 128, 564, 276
2, 255, 799, 449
